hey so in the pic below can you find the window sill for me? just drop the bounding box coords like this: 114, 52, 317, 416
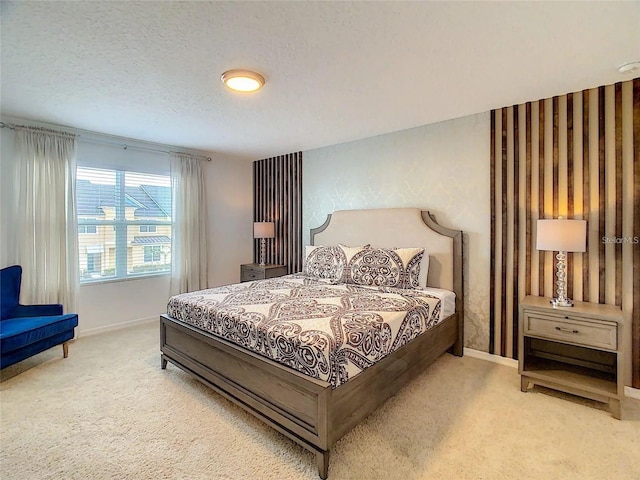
80, 272, 170, 287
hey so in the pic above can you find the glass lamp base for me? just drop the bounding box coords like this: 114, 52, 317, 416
551, 251, 573, 307
550, 298, 574, 307
259, 238, 266, 266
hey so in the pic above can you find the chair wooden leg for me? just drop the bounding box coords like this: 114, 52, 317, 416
62, 342, 69, 358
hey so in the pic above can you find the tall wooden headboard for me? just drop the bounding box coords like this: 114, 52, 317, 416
310, 207, 464, 345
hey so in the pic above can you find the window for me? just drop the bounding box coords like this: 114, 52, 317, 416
143, 245, 162, 262
76, 167, 172, 283
78, 225, 97, 234
86, 253, 101, 272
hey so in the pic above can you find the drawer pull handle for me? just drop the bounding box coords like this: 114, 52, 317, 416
555, 326, 579, 334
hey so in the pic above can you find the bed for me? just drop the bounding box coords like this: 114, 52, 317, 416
160, 208, 464, 478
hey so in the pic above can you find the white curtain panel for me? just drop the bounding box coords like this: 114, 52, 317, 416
170, 153, 208, 294
14, 127, 79, 312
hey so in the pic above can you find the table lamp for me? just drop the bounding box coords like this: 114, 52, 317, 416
536, 218, 587, 307
254, 222, 275, 266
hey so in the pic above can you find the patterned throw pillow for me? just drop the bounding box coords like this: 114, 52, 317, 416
302, 245, 346, 283
343, 246, 424, 289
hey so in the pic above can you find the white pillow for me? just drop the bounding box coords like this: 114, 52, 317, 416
338, 243, 370, 262
418, 251, 430, 288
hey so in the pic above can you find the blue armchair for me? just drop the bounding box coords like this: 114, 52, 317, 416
0, 265, 78, 369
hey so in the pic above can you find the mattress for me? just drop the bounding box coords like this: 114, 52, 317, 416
166, 274, 450, 388
421, 287, 456, 319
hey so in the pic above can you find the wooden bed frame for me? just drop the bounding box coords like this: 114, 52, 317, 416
160, 208, 464, 478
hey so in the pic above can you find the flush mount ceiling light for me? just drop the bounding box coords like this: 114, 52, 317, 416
221, 69, 265, 92
617, 61, 640, 74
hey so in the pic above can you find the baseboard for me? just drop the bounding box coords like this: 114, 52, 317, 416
78, 315, 158, 337
463, 347, 519, 369
624, 386, 640, 400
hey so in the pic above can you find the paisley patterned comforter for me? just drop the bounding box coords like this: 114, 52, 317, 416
166, 274, 443, 388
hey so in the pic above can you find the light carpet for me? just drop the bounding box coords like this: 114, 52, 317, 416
1, 321, 639, 480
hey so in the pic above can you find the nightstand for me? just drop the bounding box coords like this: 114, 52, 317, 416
240, 263, 287, 282
519, 295, 624, 419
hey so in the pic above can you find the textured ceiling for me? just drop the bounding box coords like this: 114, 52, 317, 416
1, 1, 638, 160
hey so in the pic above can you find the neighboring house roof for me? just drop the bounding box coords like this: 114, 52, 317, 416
129, 184, 171, 218
76, 180, 171, 218
131, 236, 171, 245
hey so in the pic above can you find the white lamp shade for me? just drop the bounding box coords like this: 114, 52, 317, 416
536, 219, 586, 252
253, 222, 275, 239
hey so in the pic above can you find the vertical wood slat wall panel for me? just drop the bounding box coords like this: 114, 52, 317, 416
582, 91, 590, 302
567, 94, 574, 299
495, 111, 503, 351
513, 106, 520, 359
489, 111, 496, 354
501, 109, 508, 356
531, 102, 540, 297
544, 99, 554, 297
538, 101, 545, 295
615, 84, 623, 308
598, 87, 606, 304
633, 78, 640, 388
553, 96, 560, 220
525, 103, 532, 299
572, 93, 584, 302
490, 79, 639, 389
253, 152, 303, 274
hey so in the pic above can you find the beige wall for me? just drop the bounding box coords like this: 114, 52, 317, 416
0, 117, 254, 336
303, 112, 491, 351
205, 153, 255, 287
0, 128, 17, 266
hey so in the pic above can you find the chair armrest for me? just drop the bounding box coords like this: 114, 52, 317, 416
12, 304, 64, 317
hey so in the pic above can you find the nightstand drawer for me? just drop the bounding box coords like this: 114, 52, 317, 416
524, 313, 617, 351
240, 264, 287, 282
242, 269, 261, 281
